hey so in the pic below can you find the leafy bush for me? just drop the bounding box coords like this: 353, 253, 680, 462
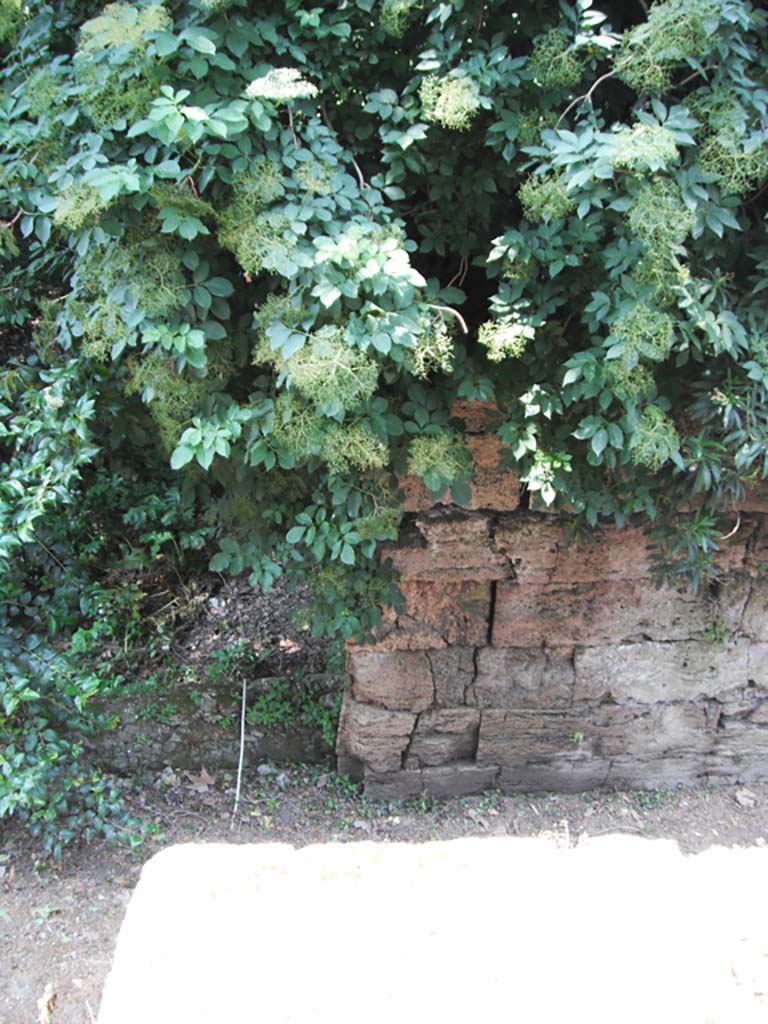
1, 0, 767, 845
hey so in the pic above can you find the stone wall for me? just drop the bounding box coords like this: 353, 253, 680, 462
89, 676, 333, 773
336, 504, 768, 799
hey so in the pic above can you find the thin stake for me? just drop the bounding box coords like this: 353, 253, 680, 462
231, 676, 247, 829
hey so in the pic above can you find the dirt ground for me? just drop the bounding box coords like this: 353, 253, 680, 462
2, 767, 767, 1024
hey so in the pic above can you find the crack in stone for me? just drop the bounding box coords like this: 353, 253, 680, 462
401, 712, 421, 769
465, 647, 481, 707
426, 651, 437, 704
487, 580, 497, 645
487, 514, 517, 579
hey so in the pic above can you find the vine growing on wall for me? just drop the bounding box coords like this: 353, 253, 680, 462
1, 0, 767, 847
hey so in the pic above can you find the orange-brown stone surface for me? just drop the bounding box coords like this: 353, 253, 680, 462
349, 649, 434, 712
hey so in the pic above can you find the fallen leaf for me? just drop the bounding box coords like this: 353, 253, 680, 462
186, 767, 215, 792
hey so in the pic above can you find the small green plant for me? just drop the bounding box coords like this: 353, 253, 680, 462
136, 700, 177, 725
246, 679, 296, 729
704, 619, 732, 651
411, 790, 437, 815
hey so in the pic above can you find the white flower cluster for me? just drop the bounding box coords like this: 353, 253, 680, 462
246, 68, 319, 102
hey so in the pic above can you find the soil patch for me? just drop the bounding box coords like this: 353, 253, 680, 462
2, 770, 768, 1023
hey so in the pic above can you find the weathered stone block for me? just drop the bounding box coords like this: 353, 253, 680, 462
468, 434, 520, 511
492, 518, 652, 585
421, 763, 499, 798
705, 748, 768, 784
363, 768, 423, 801
385, 512, 510, 582
428, 647, 475, 706
574, 640, 761, 704
351, 616, 448, 652
604, 757, 705, 790
491, 579, 712, 647
498, 761, 610, 793
338, 699, 416, 773
469, 646, 575, 708
740, 482, 768, 512
477, 703, 713, 770
349, 649, 434, 711
712, 714, 768, 761
397, 579, 491, 646
405, 709, 480, 768
718, 578, 753, 635
742, 579, 768, 641
617, 704, 713, 757
745, 521, 768, 577
477, 708, 593, 767
747, 700, 768, 724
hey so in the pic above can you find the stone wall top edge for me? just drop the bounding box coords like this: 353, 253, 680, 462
402, 505, 766, 528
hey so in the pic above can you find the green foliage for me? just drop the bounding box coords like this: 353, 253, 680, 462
419, 75, 482, 131
529, 30, 583, 91
478, 318, 535, 362
612, 304, 674, 363
1, 0, 768, 846
627, 179, 695, 250
407, 430, 473, 496
629, 404, 681, 471
77, 3, 170, 54
615, 0, 720, 95
519, 172, 576, 223
610, 124, 678, 173
0, 0, 22, 45
245, 673, 342, 750
380, 0, 420, 37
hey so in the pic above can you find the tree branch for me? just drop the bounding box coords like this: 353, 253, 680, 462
425, 303, 469, 334
0, 210, 22, 230
556, 70, 616, 127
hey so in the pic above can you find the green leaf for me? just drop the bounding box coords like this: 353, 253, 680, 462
170, 446, 194, 469
153, 31, 179, 57
207, 277, 235, 297
451, 477, 472, 507
183, 30, 217, 54
591, 428, 608, 456
181, 106, 209, 122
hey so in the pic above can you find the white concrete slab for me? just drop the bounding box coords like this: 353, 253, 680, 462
97, 835, 768, 1024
